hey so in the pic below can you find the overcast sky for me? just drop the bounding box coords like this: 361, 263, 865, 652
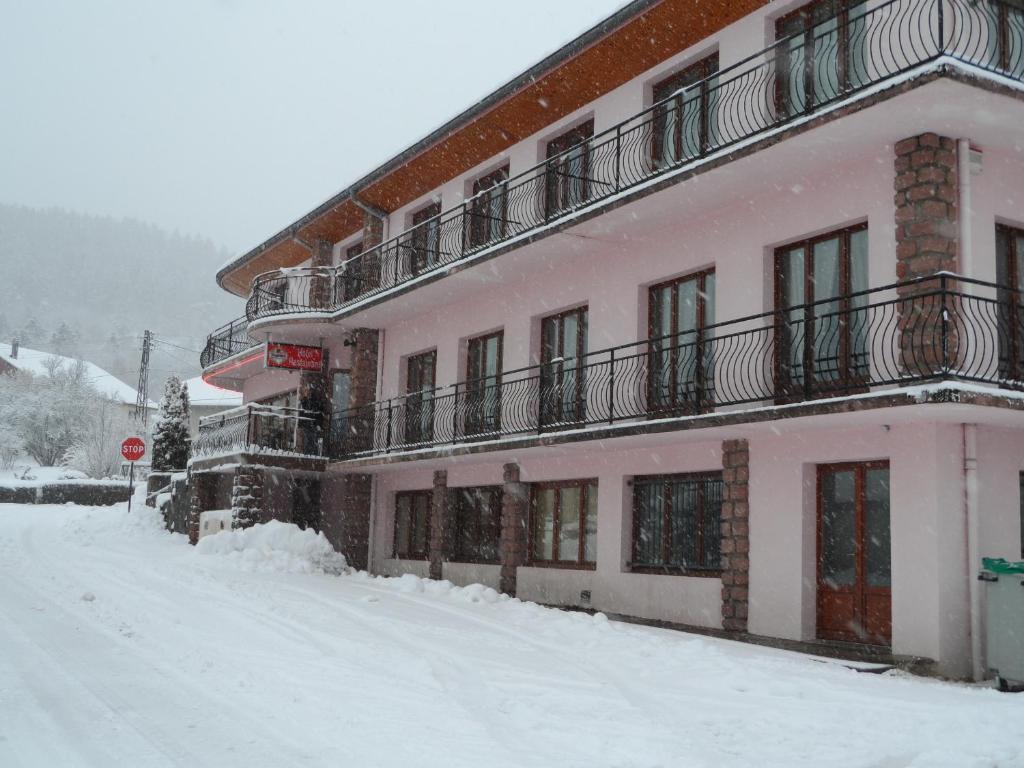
0, 0, 627, 255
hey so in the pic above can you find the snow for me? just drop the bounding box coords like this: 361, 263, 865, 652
0, 463, 120, 487
0, 342, 154, 408
0, 501, 1022, 767
195, 519, 348, 573
183, 375, 242, 408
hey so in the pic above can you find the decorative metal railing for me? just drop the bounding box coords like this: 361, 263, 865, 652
329, 276, 1024, 459
200, 316, 261, 369
244, 0, 1024, 324
193, 404, 323, 459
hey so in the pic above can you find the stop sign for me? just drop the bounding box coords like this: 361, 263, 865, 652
121, 437, 146, 462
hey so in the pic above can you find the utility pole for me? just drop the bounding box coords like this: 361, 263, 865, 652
134, 330, 152, 429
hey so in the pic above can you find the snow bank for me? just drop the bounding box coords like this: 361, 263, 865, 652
195, 520, 348, 575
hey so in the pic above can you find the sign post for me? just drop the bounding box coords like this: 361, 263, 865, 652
121, 437, 146, 514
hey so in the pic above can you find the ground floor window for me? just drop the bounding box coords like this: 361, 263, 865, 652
530, 480, 597, 567
450, 486, 502, 563
631, 473, 722, 573
394, 490, 431, 560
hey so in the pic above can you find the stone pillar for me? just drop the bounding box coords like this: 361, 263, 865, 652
429, 470, 448, 580
894, 133, 960, 376
337, 474, 372, 571
721, 439, 750, 632
187, 470, 218, 545
345, 328, 380, 454
231, 464, 265, 529
361, 211, 385, 292
499, 463, 529, 597
308, 237, 333, 310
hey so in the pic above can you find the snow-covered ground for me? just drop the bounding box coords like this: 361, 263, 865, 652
1, 499, 1022, 768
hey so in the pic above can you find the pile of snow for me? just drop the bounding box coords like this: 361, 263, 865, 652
195, 520, 348, 575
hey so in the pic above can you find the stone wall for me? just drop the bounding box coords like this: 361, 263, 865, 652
721, 439, 750, 632
499, 463, 529, 596
0, 482, 131, 506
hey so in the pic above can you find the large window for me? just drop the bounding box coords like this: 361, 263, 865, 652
632, 473, 722, 573
997, 224, 1024, 380
450, 486, 502, 563
540, 306, 588, 427
545, 120, 594, 218
409, 202, 441, 274
648, 269, 716, 414
775, 0, 867, 118
468, 166, 509, 248
775, 225, 868, 399
530, 480, 598, 567
464, 330, 503, 436
404, 350, 436, 445
394, 490, 431, 560
652, 53, 719, 169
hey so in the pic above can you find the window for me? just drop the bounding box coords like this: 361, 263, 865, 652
775, 0, 867, 118
997, 224, 1024, 380
978, 0, 1024, 78
648, 269, 716, 414
254, 390, 299, 451
530, 480, 598, 567
469, 166, 509, 248
775, 225, 868, 399
394, 490, 431, 559
464, 330, 503, 436
545, 120, 594, 217
328, 370, 351, 450
540, 306, 588, 427
652, 53, 719, 169
450, 486, 502, 563
632, 473, 722, 573
337, 241, 364, 302
404, 350, 436, 445
409, 202, 442, 274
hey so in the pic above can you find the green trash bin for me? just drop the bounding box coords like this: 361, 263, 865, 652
980, 558, 1024, 691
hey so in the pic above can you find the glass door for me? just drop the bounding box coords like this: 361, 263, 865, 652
464, 331, 503, 436
540, 307, 588, 427
997, 225, 1024, 381
651, 53, 719, 169
545, 120, 594, 218
818, 462, 891, 645
405, 351, 436, 445
410, 203, 441, 275
469, 167, 509, 249
648, 270, 715, 414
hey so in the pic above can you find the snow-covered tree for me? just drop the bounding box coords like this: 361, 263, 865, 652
62, 396, 134, 479
18, 316, 45, 347
50, 322, 80, 356
152, 376, 190, 471
0, 425, 22, 470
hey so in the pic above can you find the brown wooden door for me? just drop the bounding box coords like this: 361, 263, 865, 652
817, 461, 891, 645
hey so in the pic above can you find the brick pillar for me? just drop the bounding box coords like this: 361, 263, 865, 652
308, 237, 333, 310
429, 470, 448, 580
499, 463, 529, 596
346, 328, 379, 453
231, 465, 265, 529
297, 347, 331, 456
721, 439, 750, 632
361, 211, 385, 292
187, 470, 217, 545
894, 133, 960, 376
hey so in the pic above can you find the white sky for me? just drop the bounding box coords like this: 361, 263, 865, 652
0, 0, 627, 254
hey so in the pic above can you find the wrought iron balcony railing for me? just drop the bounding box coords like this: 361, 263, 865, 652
329, 276, 1024, 459
193, 404, 324, 459
244, 0, 1024, 325
200, 316, 261, 369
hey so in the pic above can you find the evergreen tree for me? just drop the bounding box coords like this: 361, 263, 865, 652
151, 376, 190, 470
50, 322, 80, 356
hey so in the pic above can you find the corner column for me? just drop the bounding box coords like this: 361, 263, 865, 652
499, 463, 529, 597
187, 470, 218, 545
429, 470, 448, 580
232, 465, 266, 529
721, 439, 750, 632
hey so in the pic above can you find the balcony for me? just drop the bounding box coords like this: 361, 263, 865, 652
241, 0, 1024, 326
200, 316, 261, 369
193, 404, 324, 461
329, 276, 1024, 460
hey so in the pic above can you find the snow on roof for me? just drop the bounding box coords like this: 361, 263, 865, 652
0, 342, 154, 408
184, 375, 243, 408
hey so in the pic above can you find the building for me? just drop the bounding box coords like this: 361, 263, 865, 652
183, 375, 243, 439
192, 0, 1024, 679
0, 340, 153, 418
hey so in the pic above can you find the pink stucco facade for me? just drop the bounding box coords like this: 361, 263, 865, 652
198, 0, 1024, 679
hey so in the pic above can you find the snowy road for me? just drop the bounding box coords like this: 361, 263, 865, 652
1, 502, 1022, 768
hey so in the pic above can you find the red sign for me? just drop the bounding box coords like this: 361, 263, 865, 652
121, 437, 146, 462
265, 342, 324, 372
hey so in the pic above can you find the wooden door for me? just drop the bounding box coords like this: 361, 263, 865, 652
817, 461, 891, 645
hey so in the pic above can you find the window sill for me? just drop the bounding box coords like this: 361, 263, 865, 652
445, 559, 500, 567
525, 561, 597, 571
628, 565, 722, 579
393, 554, 429, 561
